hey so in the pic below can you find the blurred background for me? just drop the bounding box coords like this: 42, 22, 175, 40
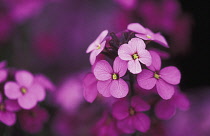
0, 0, 209, 135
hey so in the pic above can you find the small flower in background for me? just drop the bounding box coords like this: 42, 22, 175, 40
94, 57, 128, 98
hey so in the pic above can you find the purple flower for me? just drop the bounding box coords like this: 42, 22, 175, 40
83, 73, 98, 103
34, 74, 56, 92
94, 57, 128, 98
0, 61, 8, 83
112, 96, 150, 133
86, 30, 108, 65
18, 106, 49, 133
127, 23, 169, 48
155, 87, 190, 120
118, 38, 152, 74
0, 99, 20, 126
137, 51, 181, 99
4, 70, 46, 109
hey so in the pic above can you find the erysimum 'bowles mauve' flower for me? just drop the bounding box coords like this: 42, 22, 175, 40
86, 30, 108, 65
137, 51, 181, 99
0, 99, 20, 126
112, 96, 150, 133
4, 70, 46, 109
94, 57, 128, 98
118, 38, 152, 74
155, 87, 190, 120
127, 23, 169, 48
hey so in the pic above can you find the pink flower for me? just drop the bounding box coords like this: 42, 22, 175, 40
18, 106, 49, 133
127, 23, 169, 48
112, 96, 151, 133
86, 30, 108, 65
0, 61, 8, 83
118, 38, 152, 74
155, 87, 190, 120
83, 73, 98, 103
34, 74, 56, 92
0, 99, 20, 126
4, 70, 46, 109
94, 57, 128, 98
137, 51, 181, 99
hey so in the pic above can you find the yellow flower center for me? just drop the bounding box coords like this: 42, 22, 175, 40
154, 72, 160, 79
112, 73, 119, 80
20, 87, 27, 94
146, 35, 152, 39
132, 53, 139, 60
0, 104, 5, 111
96, 44, 101, 50
129, 107, 135, 116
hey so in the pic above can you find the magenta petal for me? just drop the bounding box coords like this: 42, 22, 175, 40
133, 113, 150, 132
155, 100, 176, 120
137, 69, 156, 90
97, 80, 112, 97
131, 96, 150, 112
128, 59, 141, 74
147, 51, 161, 71
154, 33, 169, 48
112, 99, 129, 120
30, 84, 46, 101
0, 69, 7, 83
15, 70, 34, 87
118, 43, 134, 61
0, 111, 16, 126
173, 93, 190, 110
138, 50, 152, 66
18, 93, 37, 109
94, 60, 113, 81
160, 66, 181, 85
130, 38, 146, 51
127, 23, 146, 34
0, 93, 2, 103
5, 100, 21, 112
156, 79, 175, 100
113, 57, 127, 77
117, 117, 135, 134
90, 50, 98, 65
110, 79, 129, 98
4, 81, 22, 99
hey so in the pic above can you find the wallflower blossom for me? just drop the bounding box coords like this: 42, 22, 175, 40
94, 57, 128, 98
0, 61, 8, 83
137, 51, 181, 99
112, 96, 150, 133
4, 70, 46, 109
127, 23, 169, 48
86, 30, 108, 65
155, 87, 190, 120
0, 99, 20, 126
118, 38, 152, 74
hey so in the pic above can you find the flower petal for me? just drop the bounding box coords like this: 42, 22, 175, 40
112, 99, 129, 120
131, 96, 150, 112
4, 81, 22, 99
94, 60, 113, 81
128, 59, 142, 74
133, 113, 150, 132
138, 50, 152, 66
173, 92, 190, 111
117, 117, 135, 134
0, 69, 7, 83
155, 100, 176, 120
147, 50, 161, 71
5, 100, 21, 112
127, 23, 146, 34
0, 111, 16, 126
18, 93, 37, 109
160, 66, 181, 85
97, 80, 112, 97
130, 38, 146, 51
113, 57, 127, 77
137, 69, 156, 90
118, 43, 134, 60
15, 70, 34, 87
110, 79, 129, 98
154, 32, 169, 48
156, 79, 175, 100
30, 84, 46, 101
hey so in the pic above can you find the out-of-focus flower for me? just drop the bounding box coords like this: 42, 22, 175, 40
113, 0, 137, 10
118, 38, 152, 74
94, 57, 128, 98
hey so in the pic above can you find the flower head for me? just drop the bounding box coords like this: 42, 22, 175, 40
127, 23, 169, 48
118, 38, 152, 74
137, 51, 181, 99
94, 57, 128, 98
86, 30, 108, 65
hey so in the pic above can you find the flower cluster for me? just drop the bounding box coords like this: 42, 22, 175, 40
84, 22, 190, 135
0, 61, 53, 133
